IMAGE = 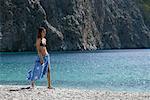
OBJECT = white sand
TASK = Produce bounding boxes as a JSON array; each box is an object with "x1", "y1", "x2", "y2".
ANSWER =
[{"x1": 0, "y1": 85, "x2": 150, "y2": 100}]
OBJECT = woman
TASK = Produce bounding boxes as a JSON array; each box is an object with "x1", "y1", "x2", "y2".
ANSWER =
[{"x1": 27, "y1": 27, "x2": 52, "y2": 89}]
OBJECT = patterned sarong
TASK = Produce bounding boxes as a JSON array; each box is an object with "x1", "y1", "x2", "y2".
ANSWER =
[{"x1": 27, "y1": 54, "x2": 50, "y2": 81}]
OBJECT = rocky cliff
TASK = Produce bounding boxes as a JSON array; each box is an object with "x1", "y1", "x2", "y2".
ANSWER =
[
  {"x1": 135, "y1": 0, "x2": 150, "y2": 30},
  {"x1": 0, "y1": 0, "x2": 150, "y2": 51}
]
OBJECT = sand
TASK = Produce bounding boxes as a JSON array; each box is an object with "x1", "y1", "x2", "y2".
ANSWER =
[{"x1": 0, "y1": 85, "x2": 150, "y2": 100}]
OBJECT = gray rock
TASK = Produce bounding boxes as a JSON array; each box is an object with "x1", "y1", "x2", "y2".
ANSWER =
[{"x1": 0, "y1": 0, "x2": 149, "y2": 51}]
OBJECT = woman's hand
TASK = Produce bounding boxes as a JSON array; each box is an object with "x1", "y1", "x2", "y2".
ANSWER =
[
  {"x1": 42, "y1": 38, "x2": 46, "y2": 45},
  {"x1": 40, "y1": 59, "x2": 44, "y2": 64}
]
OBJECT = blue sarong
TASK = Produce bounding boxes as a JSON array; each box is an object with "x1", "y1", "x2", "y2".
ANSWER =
[{"x1": 27, "y1": 54, "x2": 50, "y2": 81}]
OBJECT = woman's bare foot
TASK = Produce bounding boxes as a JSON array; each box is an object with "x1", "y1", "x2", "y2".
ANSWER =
[
  {"x1": 48, "y1": 86, "x2": 54, "y2": 89},
  {"x1": 31, "y1": 81, "x2": 35, "y2": 89}
]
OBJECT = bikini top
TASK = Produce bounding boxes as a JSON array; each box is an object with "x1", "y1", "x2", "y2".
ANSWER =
[{"x1": 40, "y1": 38, "x2": 46, "y2": 47}]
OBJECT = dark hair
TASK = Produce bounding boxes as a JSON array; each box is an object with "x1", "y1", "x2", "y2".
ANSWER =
[{"x1": 37, "y1": 27, "x2": 45, "y2": 38}]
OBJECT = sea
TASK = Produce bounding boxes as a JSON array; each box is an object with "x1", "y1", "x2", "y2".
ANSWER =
[{"x1": 0, "y1": 49, "x2": 150, "y2": 92}]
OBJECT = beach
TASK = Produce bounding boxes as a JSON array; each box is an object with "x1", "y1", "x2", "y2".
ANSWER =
[
  {"x1": 1, "y1": 50, "x2": 150, "y2": 100},
  {"x1": 0, "y1": 85, "x2": 150, "y2": 100}
]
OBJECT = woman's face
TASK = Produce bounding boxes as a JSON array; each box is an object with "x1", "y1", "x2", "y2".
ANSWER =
[{"x1": 41, "y1": 29, "x2": 46, "y2": 38}]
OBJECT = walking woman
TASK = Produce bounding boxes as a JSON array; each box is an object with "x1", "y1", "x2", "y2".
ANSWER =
[{"x1": 27, "y1": 27, "x2": 52, "y2": 89}]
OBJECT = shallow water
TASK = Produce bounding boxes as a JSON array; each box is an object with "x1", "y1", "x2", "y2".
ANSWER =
[{"x1": 0, "y1": 49, "x2": 150, "y2": 92}]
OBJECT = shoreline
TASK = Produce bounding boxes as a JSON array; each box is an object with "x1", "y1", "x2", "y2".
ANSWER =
[
  {"x1": 0, "y1": 85, "x2": 150, "y2": 100},
  {"x1": 0, "y1": 48, "x2": 150, "y2": 54}
]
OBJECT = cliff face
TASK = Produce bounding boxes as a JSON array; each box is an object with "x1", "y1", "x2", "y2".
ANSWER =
[
  {"x1": 0, "y1": 0, "x2": 64, "y2": 51},
  {"x1": 135, "y1": 0, "x2": 150, "y2": 30},
  {"x1": 0, "y1": 0, "x2": 150, "y2": 51}
]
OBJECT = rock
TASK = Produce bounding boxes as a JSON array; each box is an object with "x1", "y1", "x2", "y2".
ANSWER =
[{"x1": 0, "y1": 0, "x2": 150, "y2": 51}]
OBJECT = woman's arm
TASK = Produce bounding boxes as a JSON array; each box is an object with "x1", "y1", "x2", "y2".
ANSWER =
[
  {"x1": 36, "y1": 39, "x2": 44, "y2": 64},
  {"x1": 41, "y1": 38, "x2": 46, "y2": 45}
]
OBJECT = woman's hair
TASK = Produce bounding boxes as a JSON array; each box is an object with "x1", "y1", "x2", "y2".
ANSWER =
[{"x1": 37, "y1": 27, "x2": 46, "y2": 38}]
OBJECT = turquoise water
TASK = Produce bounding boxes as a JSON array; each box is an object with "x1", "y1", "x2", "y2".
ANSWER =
[{"x1": 0, "y1": 49, "x2": 150, "y2": 92}]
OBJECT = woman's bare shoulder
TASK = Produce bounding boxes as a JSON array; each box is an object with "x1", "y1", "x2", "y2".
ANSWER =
[
  {"x1": 36, "y1": 38, "x2": 41, "y2": 45},
  {"x1": 36, "y1": 38, "x2": 41, "y2": 42}
]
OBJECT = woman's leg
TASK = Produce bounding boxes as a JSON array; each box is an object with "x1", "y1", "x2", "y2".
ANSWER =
[
  {"x1": 47, "y1": 64, "x2": 52, "y2": 89},
  {"x1": 31, "y1": 81, "x2": 35, "y2": 88}
]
